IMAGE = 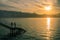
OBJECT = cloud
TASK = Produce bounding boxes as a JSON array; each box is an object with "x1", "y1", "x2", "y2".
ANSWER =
[
  {"x1": 0, "y1": 0, "x2": 59, "y2": 14},
  {"x1": 0, "y1": 0, "x2": 38, "y2": 12}
]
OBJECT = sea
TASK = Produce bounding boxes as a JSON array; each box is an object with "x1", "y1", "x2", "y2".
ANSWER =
[{"x1": 0, "y1": 18, "x2": 60, "y2": 40}]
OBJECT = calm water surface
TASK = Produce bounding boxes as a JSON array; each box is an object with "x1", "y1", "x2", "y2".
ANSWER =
[{"x1": 0, "y1": 18, "x2": 60, "y2": 40}]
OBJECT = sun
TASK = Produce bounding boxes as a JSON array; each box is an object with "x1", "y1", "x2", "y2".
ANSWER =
[{"x1": 44, "y1": 6, "x2": 52, "y2": 11}]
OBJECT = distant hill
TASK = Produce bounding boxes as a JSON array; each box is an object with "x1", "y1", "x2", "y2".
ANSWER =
[
  {"x1": 0, "y1": 10, "x2": 41, "y2": 18},
  {"x1": 0, "y1": 10, "x2": 60, "y2": 18},
  {"x1": 53, "y1": 13, "x2": 60, "y2": 18}
]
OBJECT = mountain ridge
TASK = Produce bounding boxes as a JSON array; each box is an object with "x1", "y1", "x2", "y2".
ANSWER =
[
  {"x1": 0, "y1": 10, "x2": 60, "y2": 18},
  {"x1": 0, "y1": 10, "x2": 41, "y2": 18}
]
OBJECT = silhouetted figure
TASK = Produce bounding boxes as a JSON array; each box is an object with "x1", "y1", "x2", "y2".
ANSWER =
[
  {"x1": 11, "y1": 22, "x2": 16, "y2": 28},
  {"x1": 14, "y1": 22, "x2": 16, "y2": 28},
  {"x1": 0, "y1": 22, "x2": 26, "y2": 40},
  {"x1": 10, "y1": 22, "x2": 16, "y2": 36}
]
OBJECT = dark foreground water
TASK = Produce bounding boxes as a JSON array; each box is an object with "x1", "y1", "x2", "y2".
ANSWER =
[{"x1": 0, "y1": 18, "x2": 60, "y2": 40}]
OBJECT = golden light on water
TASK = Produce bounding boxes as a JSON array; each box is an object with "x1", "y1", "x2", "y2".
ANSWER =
[
  {"x1": 47, "y1": 18, "x2": 51, "y2": 30},
  {"x1": 46, "y1": 18, "x2": 51, "y2": 40}
]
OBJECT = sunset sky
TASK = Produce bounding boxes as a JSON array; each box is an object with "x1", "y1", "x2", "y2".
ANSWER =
[{"x1": 0, "y1": 0, "x2": 60, "y2": 15}]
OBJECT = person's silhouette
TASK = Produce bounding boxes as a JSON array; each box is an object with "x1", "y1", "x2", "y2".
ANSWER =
[
  {"x1": 10, "y1": 22, "x2": 16, "y2": 36},
  {"x1": 14, "y1": 22, "x2": 16, "y2": 28},
  {"x1": 11, "y1": 22, "x2": 16, "y2": 28}
]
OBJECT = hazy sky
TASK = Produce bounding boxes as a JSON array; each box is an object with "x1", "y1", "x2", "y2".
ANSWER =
[{"x1": 0, "y1": 0, "x2": 60, "y2": 14}]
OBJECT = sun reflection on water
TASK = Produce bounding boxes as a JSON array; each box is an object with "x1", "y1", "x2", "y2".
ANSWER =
[
  {"x1": 46, "y1": 17, "x2": 51, "y2": 40},
  {"x1": 47, "y1": 18, "x2": 51, "y2": 30}
]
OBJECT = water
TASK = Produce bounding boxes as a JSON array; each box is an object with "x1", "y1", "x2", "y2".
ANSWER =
[{"x1": 0, "y1": 18, "x2": 60, "y2": 40}]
